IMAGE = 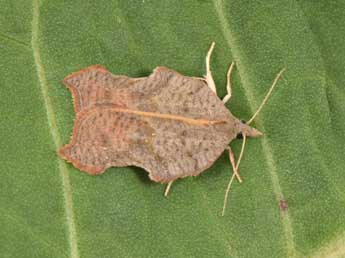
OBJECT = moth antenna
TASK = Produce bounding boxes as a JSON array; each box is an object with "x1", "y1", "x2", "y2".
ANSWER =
[
  {"x1": 222, "y1": 68, "x2": 284, "y2": 215},
  {"x1": 222, "y1": 133, "x2": 247, "y2": 216},
  {"x1": 246, "y1": 68, "x2": 286, "y2": 125},
  {"x1": 222, "y1": 171, "x2": 236, "y2": 216}
]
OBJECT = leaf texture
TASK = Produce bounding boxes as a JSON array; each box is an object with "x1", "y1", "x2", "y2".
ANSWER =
[{"x1": 1, "y1": 0, "x2": 345, "y2": 257}]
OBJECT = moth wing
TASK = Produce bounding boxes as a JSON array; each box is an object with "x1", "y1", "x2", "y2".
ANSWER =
[
  {"x1": 63, "y1": 65, "x2": 231, "y2": 121},
  {"x1": 58, "y1": 107, "x2": 154, "y2": 174},
  {"x1": 59, "y1": 107, "x2": 231, "y2": 182},
  {"x1": 61, "y1": 66, "x2": 235, "y2": 181},
  {"x1": 147, "y1": 66, "x2": 231, "y2": 121},
  {"x1": 63, "y1": 65, "x2": 146, "y2": 113},
  {"x1": 131, "y1": 117, "x2": 231, "y2": 183}
]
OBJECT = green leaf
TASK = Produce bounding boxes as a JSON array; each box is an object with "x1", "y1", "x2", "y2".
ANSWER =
[{"x1": 1, "y1": 0, "x2": 345, "y2": 257}]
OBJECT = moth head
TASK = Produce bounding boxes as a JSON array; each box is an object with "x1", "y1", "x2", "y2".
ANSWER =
[
  {"x1": 237, "y1": 120, "x2": 262, "y2": 138},
  {"x1": 235, "y1": 68, "x2": 286, "y2": 139}
]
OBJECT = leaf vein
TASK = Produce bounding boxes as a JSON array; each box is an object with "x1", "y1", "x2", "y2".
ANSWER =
[
  {"x1": 0, "y1": 32, "x2": 30, "y2": 49},
  {"x1": 212, "y1": 0, "x2": 297, "y2": 257},
  {"x1": 31, "y1": 1, "x2": 80, "y2": 258}
]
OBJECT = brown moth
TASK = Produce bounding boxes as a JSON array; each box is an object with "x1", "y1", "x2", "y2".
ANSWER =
[{"x1": 59, "y1": 42, "x2": 284, "y2": 213}]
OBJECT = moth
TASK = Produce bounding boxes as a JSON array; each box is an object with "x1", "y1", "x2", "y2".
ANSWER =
[{"x1": 59, "y1": 42, "x2": 284, "y2": 214}]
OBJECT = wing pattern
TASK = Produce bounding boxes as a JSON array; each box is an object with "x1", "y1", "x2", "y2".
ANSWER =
[{"x1": 60, "y1": 65, "x2": 240, "y2": 182}]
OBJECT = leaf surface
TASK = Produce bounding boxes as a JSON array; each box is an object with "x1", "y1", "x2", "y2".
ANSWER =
[{"x1": 1, "y1": 0, "x2": 345, "y2": 257}]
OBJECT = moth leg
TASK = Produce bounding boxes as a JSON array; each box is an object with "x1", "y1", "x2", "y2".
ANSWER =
[
  {"x1": 164, "y1": 181, "x2": 174, "y2": 197},
  {"x1": 204, "y1": 42, "x2": 217, "y2": 94},
  {"x1": 227, "y1": 147, "x2": 242, "y2": 183},
  {"x1": 222, "y1": 62, "x2": 235, "y2": 103}
]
